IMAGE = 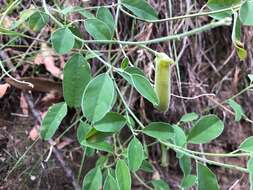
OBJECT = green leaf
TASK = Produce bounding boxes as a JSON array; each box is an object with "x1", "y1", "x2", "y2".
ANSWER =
[
  {"x1": 181, "y1": 175, "x2": 197, "y2": 189},
  {"x1": 143, "y1": 122, "x2": 174, "y2": 140},
  {"x1": 207, "y1": 0, "x2": 240, "y2": 20},
  {"x1": 234, "y1": 40, "x2": 247, "y2": 61},
  {"x1": 187, "y1": 115, "x2": 224, "y2": 144},
  {"x1": 226, "y1": 99, "x2": 244, "y2": 121},
  {"x1": 127, "y1": 137, "x2": 144, "y2": 171},
  {"x1": 197, "y1": 163, "x2": 219, "y2": 190},
  {"x1": 97, "y1": 7, "x2": 115, "y2": 35},
  {"x1": 116, "y1": 159, "x2": 131, "y2": 190},
  {"x1": 240, "y1": 0, "x2": 253, "y2": 26},
  {"x1": 82, "y1": 73, "x2": 115, "y2": 122},
  {"x1": 11, "y1": 8, "x2": 37, "y2": 29},
  {"x1": 82, "y1": 167, "x2": 102, "y2": 190},
  {"x1": 179, "y1": 155, "x2": 192, "y2": 177},
  {"x1": 40, "y1": 102, "x2": 67, "y2": 140},
  {"x1": 51, "y1": 27, "x2": 75, "y2": 54},
  {"x1": 84, "y1": 18, "x2": 112, "y2": 40},
  {"x1": 248, "y1": 74, "x2": 253, "y2": 83},
  {"x1": 120, "y1": 57, "x2": 129, "y2": 69},
  {"x1": 63, "y1": 53, "x2": 91, "y2": 107},
  {"x1": 84, "y1": 141, "x2": 113, "y2": 153},
  {"x1": 173, "y1": 125, "x2": 187, "y2": 158},
  {"x1": 118, "y1": 66, "x2": 145, "y2": 85},
  {"x1": 104, "y1": 173, "x2": 119, "y2": 190},
  {"x1": 77, "y1": 121, "x2": 92, "y2": 145},
  {"x1": 239, "y1": 136, "x2": 253, "y2": 152},
  {"x1": 94, "y1": 112, "x2": 126, "y2": 132},
  {"x1": 140, "y1": 160, "x2": 153, "y2": 173},
  {"x1": 122, "y1": 0, "x2": 158, "y2": 20},
  {"x1": 247, "y1": 155, "x2": 253, "y2": 190},
  {"x1": 131, "y1": 74, "x2": 159, "y2": 105},
  {"x1": 29, "y1": 12, "x2": 49, "y2": 32},
  {"x1": 151, "y1": 179, "x2": 170, "y2": 190},
  {"x1": 180, "y1": 112, "x2": 199, "y2": 123}
]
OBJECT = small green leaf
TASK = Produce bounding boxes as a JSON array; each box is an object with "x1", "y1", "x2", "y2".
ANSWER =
[
  {"x1": 234, "y1": 40, "x2": 247, "y2": 61},
  {"x1": 197, "y1": 163, "x2": 219, "y2": 190},
  {"x1": 84, "y1": 18, "x2": 112, "y2": 40},
  {"x1": 143, "y1": 122, "x2": 174, "y2": 140},
  {"x1": 179, "y1": 155, "x2": 192, "y2": 177},
  {"x1": 118, "y1": 66, "x2": 145, "y2": 85},
  {"x1": 239, "y1": 136, "x2": 253, "y2": 152},
  {"x1": 140, "y1": 160, "x2": 153, "y2": 173},
  {"x1": 120, "y1": 57, "x2": 129, "y2": 69},
  {"x1": 51, "y1": 27, "x2": 75, "y2": 54},
  {"x1": 77, "y1": 121, "x2": 92, "y2": 145},
  {"x1": 63, "y1": 53, "x2": 91, "y2": 107},
  {"x1": 97, "y1": 7, "x2": 115, "y2": 34},
  {"x1": 131, "y1": 74, "x2": 159, "y2": 105},
  {"x1": 104, "y1": 173, "x2": 119, "y2": 190},
  {"x1": 82, "y1": 73, "x2": 115, "y2": 122},
  {"x1": 83, "y1": 141, "x2": 113, "y2": 153},
  {"x1": 29, "y1": 12, "x2": 49, "y2": 32},
  {"x1": 40, "y1": 102, "x2": 67, "y2": 140},
  {"x1": 151, "y1": 179, "x2": 170, "y2": 190},
  {"x1": 181, "y1": 175, "x2": 197, "y2": 189},
  {"x1": 248, "y1": 74, "x2": 253, "y2": 83},
  {"x1": 173, "y1": 125, "x2": 187, "y2": 158},
  {"x1": 122, "y1": 0, "x2": 158, "y2": 20},
  {"x1": 240, "y1": 0, "x2": 253, "y2": 26},
  {"x1": 180, "y1": 112, "x2": 199, "y2": 123},
  {"x1": 187, "y1": 115, "x2": 224, "y2": 144},
  {"x1": 94, "y1": 112, "x2": 126, "y2": 132},
  {"x1": 116, "y1": 159, "x2": 131, "y2": 190},
  {"x1": 247, "y1": 155, "x2": 253, "y2": 190},
  {"x1": 127, "y1": 137, "x2": 144, "y2": 171},
  {"x1": 82, "y1": 167, "x2": 102, "y2": 190},
  {"x1": 226, "y1": 99, "x2": 244, "y2": 122}
]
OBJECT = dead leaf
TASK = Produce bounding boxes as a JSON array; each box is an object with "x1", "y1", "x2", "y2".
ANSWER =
[
  {"x1": 0, "y1": 83, "x2": 10, "y2": 98},
  {"x1": 20, "y1": 92, "x2": 29, "y2": 115},
  {"x1": 5, "y1": 77, "x2": 62, "y2": 94},
  {"x1": 57, "y1": 137, "x2": 74, "y2": 149},
  {"x1": 34, "y1": 43, "x2": 62, "y2": 79},
  {"x1": 29, "y1": 124, "x2": 40, "y2": 141}
]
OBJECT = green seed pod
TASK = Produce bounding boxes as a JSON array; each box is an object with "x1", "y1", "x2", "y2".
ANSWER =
[{"x1": 154, "y1": 53, "x2": 174, "y2": 112}]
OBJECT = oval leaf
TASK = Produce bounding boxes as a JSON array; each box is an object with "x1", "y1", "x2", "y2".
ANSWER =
[
  {"x1": 131, "y1": 74, "x2": 159, "y2": 105},
  {"x1": 51, "y1": 27, "x2": 75, "y2": 54},
  {"x1": 84, "y1": 18, "x2": 112, "y2": 40},
  {"x1": 63, "y1": 53, "x2": 91, "y2": 107},
  {"x1": 127, "y1": 137, "x2": 144, "y2": 171},
  {"x1": 94, "y1": 112, "x2": 126, "y2": 132},
  {"x1": 239, "y1": 136, "x2": 253, "y2": 152},
  {"x1": 116, "y1": 159, "x2": 131, "y2": 190},
  {"x1": 82, "y1": 167, "x2": 102, "y2": 190},
  {"x1": 29, "y1": 12, "x2": 49, "y2": 32},
  {"x1": 197, "y1": 163, "x2": 219, "y2": 190},
  {"x1": 180, "y1": 112, "x2": 199, "y2": 123},
  {"x1": 97, "y1": 7, "x2": 115, "y2": 34},
  {"x1": 40, "y1": 102, "x2": 67, "y2": 140},
  {"x1": 122, "y1": 0, "x2": 158, "y2": 20},
  {"x1": 187, "y1": 115, "x2": 224, "y2": 144},
  {"x1": 104, "y1": 173, "x2": 119, "y2": 190},
  {"x1": 240, "y1": 0, "x2": 253, "y2": 26},
  {"x1": 143, "y1": 122, "x2": 174, "y2": 140},
  {"x1": 82, "y1": 73, "x2": 115, "y2": 122}
]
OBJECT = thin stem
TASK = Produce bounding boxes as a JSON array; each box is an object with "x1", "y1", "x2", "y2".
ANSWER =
[
  {"x1": 120, "y1": 4, "x2": 241, "y2": 23},
  {"x1": 77, "y1": 147, "x2": 86, "y2": 182},
  {"x1": 161, "y1": 141, "x2": 248, "y2": 173}
]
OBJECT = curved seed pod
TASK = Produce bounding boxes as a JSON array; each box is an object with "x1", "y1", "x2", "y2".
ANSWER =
[{"x1": 154, "y1": 53, "x2": 174, "y2": 112}]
